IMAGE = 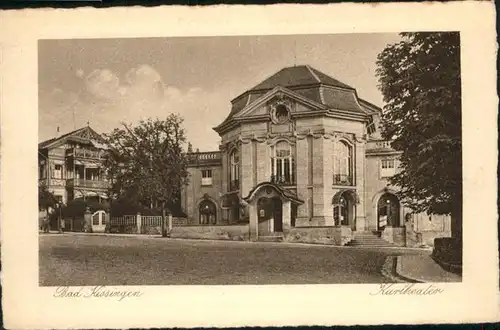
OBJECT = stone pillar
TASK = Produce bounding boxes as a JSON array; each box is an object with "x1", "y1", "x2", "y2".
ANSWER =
[
  {"x1": 322, "y1": 138, "x2": 334, "y2": 225},
  {"x1": 256, "y1": 141, "x2": 268, "y2": 184},
  {"x1": 240, "y1": 142, "x2": 253, "y2": 198},
  {"x1": 104, "y1": 213, "x2": 110, "y2": 233},
  {"x1": 248, "y1": 203, "x2": 258, "y2": 241},
  {"x1": 295, "y1": 137, "x2": 309, "y2": 225},
  {"x1": 282, "y1": 200, "x2": 292, "y2": 234},
  {"x1": 168, "y1": 213, "x2": 173, "y2": 234},
  {"x1": 311, "y1": 137, "x2": 326, "y2": 225},
  {"x1": 83, "y1": 207, "x2": 92, "y2": 233},
  {"x1": 220, "y1": 146, "x2": 229, "y2": 223},
  {"x1": 354, "y1": 140, "x2": 366, "y2": 231},
  {"x1": 136, "y1": 212, "x2": 142, "y2": 234}
]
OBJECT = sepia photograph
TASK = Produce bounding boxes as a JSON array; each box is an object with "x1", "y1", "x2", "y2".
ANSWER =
[
  {"x1": 1, "y1": 3, "x2": 497, "y2": 328},
  {"x1": 37, "y1": 33, "x2": 463, "y2": 286}
]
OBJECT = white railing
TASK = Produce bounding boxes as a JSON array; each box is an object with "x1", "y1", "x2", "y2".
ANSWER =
[
  {"x1": 142, "y1": 216, "x2": 163, "y2": 227},
  {"x1": 110, "y1": 215, "x2": 137, "y2": 226},
  {"x1": 109, "y1": 214, "x2": 187, "y2": 231},
  {"x1": 197, "y1": 152, "x2": 220, "y2": 160},
  {"x1": 68, "y1": 178, "x2": 109, "y2": 189},
  {"x1": 367, "y1": 140, "x2": 393, "y2": 150}
]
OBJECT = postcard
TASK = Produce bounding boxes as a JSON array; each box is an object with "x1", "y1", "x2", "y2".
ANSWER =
[{"x1": 1, "y1": 2, "x2": 498, "y2": 328}]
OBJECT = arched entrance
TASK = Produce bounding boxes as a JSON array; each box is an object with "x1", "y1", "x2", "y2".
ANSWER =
[
  {"x1": 256, "y1": 196, "x2": 283, "y2": 234},
  {"x1": 272, "y1": 197, "x2": 283, "y2": 232},
  {"x1": 332, "y1": 189, "x2": 358, "y2": 230},
  {"x1": 199, "y1": 199, "x2": 217, "y2": 225},
  {"x1": 377, "y1": 193, "x2": 400, "y2": 231},
  {"x1": 91, "y1": 210, "x2": 107, "y2": 233},
  {"x1": 243, "y1": 182, "x2": 304, "y2": 241}
]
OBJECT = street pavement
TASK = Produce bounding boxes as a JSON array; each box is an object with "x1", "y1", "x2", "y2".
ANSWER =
[
  {"x1": 396, "y1": 254, "x2": 461, "y2": 282},
  {"x1": 39, "y1": 233, "x2": 459, "y2": 286}
]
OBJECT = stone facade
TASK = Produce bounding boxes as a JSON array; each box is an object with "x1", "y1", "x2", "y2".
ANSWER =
[{"x1": 181, "y1": 65, "x2": 451, "y2": 245}]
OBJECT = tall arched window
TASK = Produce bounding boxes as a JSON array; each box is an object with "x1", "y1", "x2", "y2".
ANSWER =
[
  {"x1": 199, "y1": 200, "x2": 217, "y2": 225},
  {"x1": 229, "y1": 149, "x2": 239, "y2": 191},
  {"x1": 333, "y1": 141, "x2": 353, "y2": 185},
  {"x1": 271, "y1": 141, "x2": 295, "y2": 185}
]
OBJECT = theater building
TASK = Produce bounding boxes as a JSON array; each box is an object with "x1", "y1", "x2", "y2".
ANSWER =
[{"x1": 180, "y1": 65, "x2": 451, "y2": 246}]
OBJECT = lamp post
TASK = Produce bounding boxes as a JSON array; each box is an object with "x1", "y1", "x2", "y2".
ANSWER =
[
  {"x1": 386, "y1": 199, "x2": 391, "y2": 226},
  {"x1": 57, "y1": 201, "x2": 63, "y2": 234}
]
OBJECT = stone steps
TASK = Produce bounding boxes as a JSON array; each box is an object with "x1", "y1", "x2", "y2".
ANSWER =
[
  {"x1": 258, "y1": 234, "x2": 284, "y2": 242},
  {"x1": 346, "y1": 231, "x2": 395, "y2": 247}
]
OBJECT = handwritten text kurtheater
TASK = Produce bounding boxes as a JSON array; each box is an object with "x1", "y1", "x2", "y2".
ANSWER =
[
  {"x1": 53, "y1": 286, "x2": 144, "y2": 301},
  {"x1": 370, "y1": 283, "x2": 444, "y2": 296}
]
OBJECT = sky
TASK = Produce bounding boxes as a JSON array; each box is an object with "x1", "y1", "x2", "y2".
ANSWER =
[{"x1": 38, "y1": 33, "x2": 402, "y2": 151}]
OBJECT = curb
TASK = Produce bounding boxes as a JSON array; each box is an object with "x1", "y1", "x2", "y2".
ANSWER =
[
  {"x1": 430, "y1": 254, "x2": 462, "y2": 276},
  {"x1": 39, "y1": 232, "x2": 434, "y2": 251},
  {"x1": 40, "y1": 232, "x2": 164, "y2": 239},
  {"x1": 381, "y1": 256, "x2": 408, "y2": 283},
  {"x1": 42, "y1": 232, "x2": 433, "y2": 251},
  {"x1": 394, "y1": 256, "x2": 424, "y2": 283}
]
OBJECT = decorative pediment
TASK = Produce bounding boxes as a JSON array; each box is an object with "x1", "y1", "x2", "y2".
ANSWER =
[
  {"x1": 40, "y1": 126, "x2": 107, "y2": 150},
  {"x1": 234, "y1": 86, "x2": 327, "y2": 121}
]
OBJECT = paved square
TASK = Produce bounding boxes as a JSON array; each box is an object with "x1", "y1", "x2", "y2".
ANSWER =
[{"x1": 39, "y1": 234, "x2": 428, "y2": 286}]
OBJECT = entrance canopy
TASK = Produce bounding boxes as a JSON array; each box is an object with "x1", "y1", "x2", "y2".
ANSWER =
[
  {"x1": 243, "y1": 182, "x2": 304, "y2": 204},
  {"x1": 332, "y1": 189, "x2": 360, "y2": 206}
]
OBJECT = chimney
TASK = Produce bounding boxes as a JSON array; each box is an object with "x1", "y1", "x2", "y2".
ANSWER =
[{"x1": 56, "y1": 126, "x2": 60, "y2": 138}]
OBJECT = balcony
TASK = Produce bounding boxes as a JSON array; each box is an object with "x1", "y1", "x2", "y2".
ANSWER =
[
  {"x1": 67, "y1": 178, "x2": 109, "y2": 189},
  {"x1": 270, "y1": 175, "x2": 295, "y2": 186},
  {"x1": 366, "y1": 140, "x2": 400, "y2": 155},
  {"x1": 201, "y1": 177, "x2": 213, "y2": 186},
  {"x1": 187, "y1": 151, "x2": 222, "y2": 166},
  {"x1": 333, "y1": 174, "x2": 353, "y2": 186},
  {"x1": 39, "y1": 178, "x2": 65, "y2": 187},
  {"x1": 66, "y1": 148, "x2": 105, "y2": 160}
]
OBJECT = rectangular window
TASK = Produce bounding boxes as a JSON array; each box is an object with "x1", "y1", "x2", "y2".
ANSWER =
[
  {"x1": 380, "y1": 159, "x2": 397, "y2": 178},
  {"x1": 53, "y1": 164, "x2": 63, "y2": 179},
  {"x1": 201, "y1": 169, "x2": 213, "y2": 186}
]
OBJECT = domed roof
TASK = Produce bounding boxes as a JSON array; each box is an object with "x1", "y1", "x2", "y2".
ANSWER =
[
  {"x1": 215, "y1": 65, "x2": 381, "y2": 134},
  {"x1": 248, "y1": 65, "x2": 354, "y2": 92}
]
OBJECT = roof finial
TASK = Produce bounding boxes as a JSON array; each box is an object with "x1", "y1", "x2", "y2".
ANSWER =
[{"x1": 86, "y1": 121, "x2": 90, "y2": 127}]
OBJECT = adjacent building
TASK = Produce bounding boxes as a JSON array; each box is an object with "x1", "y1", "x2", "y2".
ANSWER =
[
  {"x1": 38, "y1": 125, "x2": 109, "y2": 205},
  {"x1": 181, "y1": 65, "x2": 451, "y2": 246}
]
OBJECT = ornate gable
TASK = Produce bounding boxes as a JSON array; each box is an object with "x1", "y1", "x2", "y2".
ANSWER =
[
  {"x1": 233, "y1": 86, "x2": 326, "y2": 121},
  {"x1": 39, "y1": 126, "x2": 107, "y2": 150}
]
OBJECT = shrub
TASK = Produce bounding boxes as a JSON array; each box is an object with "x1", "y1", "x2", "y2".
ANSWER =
[{"x1": 62, "y1": 199, "x2": 108, "y2": 218}]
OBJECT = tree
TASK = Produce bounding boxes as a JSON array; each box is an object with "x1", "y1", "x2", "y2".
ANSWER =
[
  {"x1": 103, "y1": 115, "x2": 189, "y2": 235},
  {"x1": 376, "y1": 32, "x2": 462, "y2": 239},
  {"x1": 38, "y1": 182, "x2": 57, "y2": 211}
]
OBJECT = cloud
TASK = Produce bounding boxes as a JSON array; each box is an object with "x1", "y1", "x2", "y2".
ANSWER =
[
  {"x1": 76, "y1": 69, "x2": 84, "y2": 78},
  {"x1": 41, "y1": 64, "x2": 228, "y2": 151},
  {"x1": 85, "y1": 69, "x2": 122, "y2": 100}
]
